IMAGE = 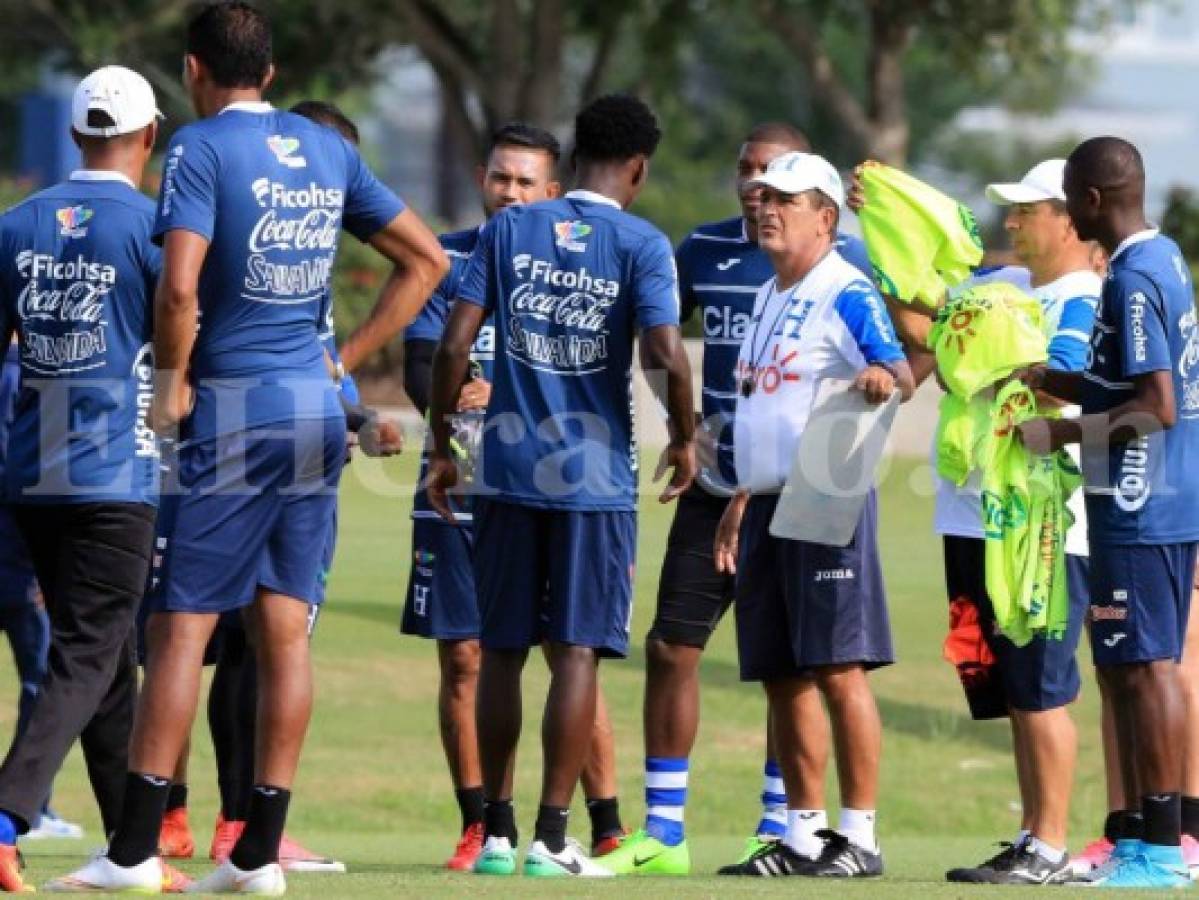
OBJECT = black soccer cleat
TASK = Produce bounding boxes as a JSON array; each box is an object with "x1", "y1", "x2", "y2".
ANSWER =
[
  {"x1": 946, "y1": 841, "x2": 1023, "y2": 883},
  {"x1": 717, "y1": 840, "x2": 810, "y2": 877},
  {"x1": 800, "y1": 829, "x2": 884, "y2": 878},
  {"x1": 986, "y1": 844, "x2": 1071, "y2": 885}
]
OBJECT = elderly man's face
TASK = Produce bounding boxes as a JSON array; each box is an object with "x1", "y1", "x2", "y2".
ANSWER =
[
  {"x1": 756, "y1": 188, "x2": 835, "y2": 255},
  {"x1": 1004, "y1": 201, "x2": 1075, "y2": 271}
]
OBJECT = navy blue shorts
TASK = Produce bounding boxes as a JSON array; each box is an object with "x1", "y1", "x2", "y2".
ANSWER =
[
  {"x1": 1089, "y1": 542, "x2": 1198, "y2": 666},
  {"x1": 145, "y1": 421, "x2": 345, "y2": 615},
  {"x1": 472, "y1": 499, "x2": 636, "y2": 658},
  {"x1": 400, "y1": 516, "x2": 480, "y2": 641},
  {"x1": 981, "y1": 553, "x2": 1089, "y2": 712},
  {"x1": 734, "y1": 491, "x2": 893, "y2": 681}
]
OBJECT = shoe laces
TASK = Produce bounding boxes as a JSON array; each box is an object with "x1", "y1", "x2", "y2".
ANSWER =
[
  {"x1": 812, "y1": 828, "x2": 851, "y2": 861},
  {"x1": 981, "y1": 841, "x2": 1020, "y2": 870}
]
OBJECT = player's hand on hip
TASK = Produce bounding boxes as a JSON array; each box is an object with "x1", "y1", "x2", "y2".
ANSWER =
[
  {"x1": 426, "y1": 454, "x2": 460, "y2": 523},
  {"x1": 457, "y1": 377, "x2": 491, "y2": 412},
  {"x1": 149, "y1": 373, "x2": 194, "y2": 437},
  {"x1": 655, "y1": 439, "x2": 696, "y2": 503},
  {"x1": 714, "y1": 491, "x2": 748, "y2": 575},
  {"x1": 360, "y1": 416, "x2": 404, "y2": 457},
  {"x1": 853, "y1": 364, "x2": 895, "y2": 404}
]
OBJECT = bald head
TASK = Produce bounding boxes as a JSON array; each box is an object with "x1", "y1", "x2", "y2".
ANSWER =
[
  {"x1": 1063, "y1": 136, "x2": 1149, "y2": 250},
  {"x1": 738, "y1": 122, "x2": 813, "y2": 238},
  {"x1": 743, "y1": 122, "x2": 810, "y2": 153},
  {"x1": 1068, "y1": 136, "x2": 1144, "y2": 195}
]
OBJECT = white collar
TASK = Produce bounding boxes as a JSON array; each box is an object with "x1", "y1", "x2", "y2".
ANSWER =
[
  {"x1": 218, "y1": 100, "x2": 273, "y2": 115},
  {"x1": 69, "y1": 169, "x2": 136, "y2": 190},
  {"x1": 1110, "y1": 227, "x2": 1159, "y2": 264},
  {"x1": 1033, "y1": 268, "x2": 1103, "y2": 302},
  {"x1": 565, "y1": 189, "x2": 621, "y2": 210}
]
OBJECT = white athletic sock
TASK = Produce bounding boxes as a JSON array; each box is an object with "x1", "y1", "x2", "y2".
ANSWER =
[
  {"x1": 1029, "y1": 836, "x2": 1065, "y2": 864},
  {"x1": 784, "y1": 809, "x2": 827, "y2": 859},
  {"x1": 1016, "y1": 828, "x2": 1031, "y2": 848},
  {"x1": 838, "y1": 808, "x2": 877, "y2": 852}
]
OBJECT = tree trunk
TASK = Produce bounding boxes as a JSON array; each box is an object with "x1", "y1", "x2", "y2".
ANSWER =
[
  {"x1": 519, "y1": 0, "x2": 564, "y2": 125},
  {"x1": 864, "y1": 0, "x2": 913, "y2": 165}
]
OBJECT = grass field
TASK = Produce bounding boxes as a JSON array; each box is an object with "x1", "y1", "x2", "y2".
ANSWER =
[{"x1": 1, "y1": 452, "x2": 1121, "y2": 896}]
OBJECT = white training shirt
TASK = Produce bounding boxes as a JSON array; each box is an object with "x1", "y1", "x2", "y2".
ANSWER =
[{"x1": 733, "y1": 250, "x2": 906, "y2": 494}]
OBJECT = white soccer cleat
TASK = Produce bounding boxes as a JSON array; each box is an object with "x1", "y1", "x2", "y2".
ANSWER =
[
  {"x1": 185, "y1": 859, "x2": 286, "y2": 895},
  {"x1": 43, "y1": 853, "x2": 163, "y2": 892},
  {"x1": 26, "y1": 811, "x2": 85, "y2": 840},
  {"x1": 522, "y1": 838, "x2": 615, "y2": 878}
]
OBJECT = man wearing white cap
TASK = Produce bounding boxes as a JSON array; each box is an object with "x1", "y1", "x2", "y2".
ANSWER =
[
  {"x1": 714, "y1": 151, "x2": 913, "y2": 878},
  {"x1": 934, "y1": 159, "x2": 1103, "y2": 885},
  {"x1": 0, "y1": 65, "x2": 163, "y2": 892}
]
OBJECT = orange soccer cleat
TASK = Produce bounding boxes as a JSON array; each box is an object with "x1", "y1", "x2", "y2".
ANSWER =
[
  {"x1": 446, "y1": 822, "x2": 485, "y2": 871},
  {"x1": 0, "y1": 845, "x2": 31, "y2": 893},
  {"x1": 158, "y1": 806, "x2": 196, "y2": 859},
  {"x1": 209, "y1": 813, "x2": 245, "y2": 863},
  {"x1": 161, "y1": 859, "x2": 194, "y2": 893}
]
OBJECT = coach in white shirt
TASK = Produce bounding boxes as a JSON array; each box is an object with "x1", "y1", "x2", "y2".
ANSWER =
[{"x1": 713, "y1": 152, "x2": 913, "y2": 880}]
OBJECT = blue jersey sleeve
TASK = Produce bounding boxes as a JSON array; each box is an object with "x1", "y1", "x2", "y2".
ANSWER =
[
  {"x1": 1047, "y1": 294, "x2": 1098, "y2": 372},
  {"x1": 458, "y1": 216, "x2": 498, "y2": 311},
  {"x1": 632, "y1": 233, "x2": 681, "y2": 331},
  {"x1": 675, "y1": 238, "x2": 698, "y2": 323},
  {"x1": 341, "y1": 142, "x2": 406, "y2": 243},
  {"x1": 834, "y1": 281, "x2": 906, "y2": 365},
  {"x1": 154, "y1": 130, "x2": 220, "y2": 244},
  {"x1": 835, "y1": 233, "x2": 873, "y2": 281},
  {"x1": 1112, "y1": 270, "x2": 1172, "y2": 377}
]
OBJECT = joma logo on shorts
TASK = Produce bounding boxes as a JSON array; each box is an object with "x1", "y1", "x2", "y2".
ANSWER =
[
  {"x1": 815, "y1": 569, "x2": 855, "y2": 582},
  {"x1": 1090, "y1": 605, "x2": 1128, "y2": 621}
]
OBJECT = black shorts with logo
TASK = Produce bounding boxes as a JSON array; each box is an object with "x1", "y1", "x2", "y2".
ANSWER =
[{"x1": 647, "y1": 485, "x2": 736, "y2": 648}]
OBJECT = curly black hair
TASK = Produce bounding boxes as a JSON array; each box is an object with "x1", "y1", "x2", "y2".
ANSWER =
[{"x1": 573, "y1": 94, "x2": 662, "y2": 164}]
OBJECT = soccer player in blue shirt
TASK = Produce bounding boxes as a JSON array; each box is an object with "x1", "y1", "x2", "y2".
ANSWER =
[
  {"x1": 0, "y1": 65, "x2": 163, "y2": 893},
  {"x1": 1018, "y1": 136, "x2": 1199, "y2": 889},
  {"x1": 50, "y1": 4, "x2": 447, "y2": 894},
  {"x1": 603, "y1": 122, "x2": 873, "y2": 876},
  {"x1": 428, "y1": 94, "x2": 696, "y2": 878},
  {"x1": 401, "y1": 122, "x2": 627, "y2": 870}
]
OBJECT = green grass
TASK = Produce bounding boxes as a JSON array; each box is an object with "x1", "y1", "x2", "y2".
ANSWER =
[{"x1": 2, "y1": 454, "x2": 1119, "y2": 895}]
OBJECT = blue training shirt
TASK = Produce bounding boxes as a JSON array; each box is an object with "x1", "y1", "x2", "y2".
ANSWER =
[
  {"x1": 0, "y1": 344, "x2": 33, "y2": 578},
  {"x1": 154, "y1": 101, "x2": 404, "y2": 442},
  {"x1": 0, "y1": 172, "x2": 161, "y2": 504},
  {"x1": 457, "y1": 190, "x2": 680, "y2": 511},
  {"x1": 1080, "y1": 229, "x2": 1199, "y2": 544},
  {"x1": 406, "y1": 226, "x2": 493, "y2": 523},
  {"x1": 675, "y1": 215, "x2": 871, "y2": 494}
]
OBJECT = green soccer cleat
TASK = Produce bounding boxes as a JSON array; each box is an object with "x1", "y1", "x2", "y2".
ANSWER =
[
  {"x1": 472, "y1": 835, "x2": 517, "y2": 875},
  {"x1": 594, "y1": 828, "x2": 690, "y2": 876}
]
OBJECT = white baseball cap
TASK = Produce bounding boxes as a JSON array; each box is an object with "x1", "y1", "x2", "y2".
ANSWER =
[
  {"x1": 985, "y1": 159, "x2": 1067, "y2": 205},
  {"x1": 72, "y1": 66, "x2": 163, "y2": 138},
  {"x1": 748, "y1": 151, "x2": 845, "y2": 209}
]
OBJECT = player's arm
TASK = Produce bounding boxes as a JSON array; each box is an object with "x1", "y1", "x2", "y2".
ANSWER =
[
  {"x1": 640, "y1": 324, "x2": 697, "y2": 502},
  {"x1": 149, "y1": 230, "x2": 209, "y2": 435},
  {"x1": 402, "y1": 338, "x2": 436, "y2": 417},
  {"x1": 1019, "y1": 369, "x2": 1174, "y2": 454},
  {"x1": 427, "y1": 301, "x2": 487, "y2": 522},
  {"x1": 338, "y1": 210, "x2": 449, "y2": 372}
]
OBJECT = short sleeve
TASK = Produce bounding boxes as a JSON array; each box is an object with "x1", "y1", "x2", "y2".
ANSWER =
[
  {"x1": 457, "y1": 216, "x2": 499, "y2": 311},
  {"x1": 834, "y1": 281, "x2": 906, "y2": 365},
  {"x1": 1047, "y1": 294, "x2": 1098, "y2": 372},
  {"x1": 675, "y1": 237, "x2": 698, "y2": 323},
  {"x1": 632, "y1": 232, "x2": 681, "y2": 331},
  {"x1": 835, "y1": 233, "x2": 874, "y2": 281},
  {"x1": 341, "y1": 142, "x2": 406, "y2": 243},
  {"x1": 1111, "y1": 271, "x2": 1171, "y2": 377},
  {"x1": 153, "y1": 130, "x2": 220, "y2": 245}
]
